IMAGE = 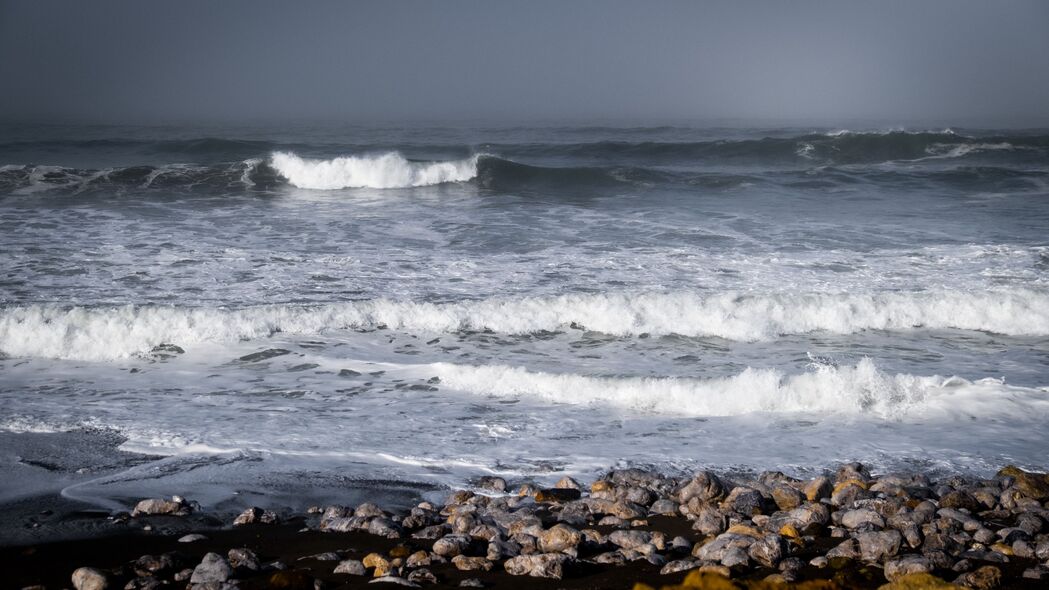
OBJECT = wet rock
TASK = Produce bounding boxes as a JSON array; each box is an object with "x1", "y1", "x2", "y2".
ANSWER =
[
  {"x1": 334, "y1": 559, "x2": 366, "y2": 575},
  {"x1": 232, "y1": 506, "x2": 278, "y2": 525},
  {"x1": 997, "y1": 466, "x2": 1049, "y2": 500},
  {"x1": 476, "y1": 476, "x2": 506, "y2": 492},
  {"x1": 880, "y1": 573, "x2": 957, "y2": 589},
  {"x1": 826, "y1": 538, "x2": 859, "y2": 560},
  {"x1": 1022, "y1": 567, "x2": 1049, "y2": 581},
  {"x1": 72, "y1": 567, "x2": 108, "y2": 590},
  {"x1": 608, "y1": 500, "x2": 646, "y2": 520},
  {"x1": 721, "y1": 546, "x2": 749, "y2": 569},
  {"x1": 884, "y1": 555, "x2": 935, "y2": 581},
  {"x1": 433, "y1": 534, "x2": 472, "y2": 557},
  {"x1": 677, "y1": 471, "x2": 726, "y2": 504},
  {"x1": 451, "y1": 555, "x2": 493, "y2": 572},
  {"x1": 406, "y1": 569, "x2": 437, "y2": 585},
  {"x1": 190, "y1": 553, "x2": 232, "y2": 584},
  {"x1": 238, "y1": 348, "x2": 290, "y2": 362},
  {"x1": 608, "y1": 529, "x2": 652, "y2": 550},
  {"x1": 533, "y1": 488, "x2": 581, "y2": 503},
  {"x1": 555, "y1": 476, "x2": 581, "y2": 490},
  {"x1": 178, "y1": 534, "x2": 208, "y2": 543},
  {"x1": 693, "y1": 533, "x2": 755, "y2": 562},
  {"x1": 803, "y1": 476, "x2": 833, "y2": 502},
  {"x1": 940, "y1": 490, "x2": 981, "y2": 512},
  {"x1": 131, "y1": 498, "x2": 189, "y2": 517},
  {"x1": 228, "y1": 548, "x2": 260, "y2": 571},
  {"x1": 842, "y1": 508, "x2": 885, "y2": 529},
  {"x1": 369, "y1": 576, "x2": 419, "y2": 587},
  {"x1": 355, "y1": 502, "x2": 386, "y2": 518},
  {"x1": 503, "y1": 553, "x2": 571, "y2": 579},
  {"x1": 770, "y1": 485, "x2": 805, "y2": 511},
  {"x1": 133, "y1": 554, "x2": 177, "y2": 576},
  {"x1": 855, "y1": 529, "x2": 903, "y2": 562},
  {"x1": 831, "y1": 482, "x2": 869, "y2": 506},
  {"x1": 649, "y1": 498, "x2": 678, "y2": 516},
  {"x1": 487, "y1": 538, "x2": 520, "y2": 560},
  {"x1": 722, "y1": 487, "x2": 767, "y2": 515},
  {"x1": 690, "y1": 503, "x2": 729, "y2": 536},
  {"x1": 660, "y1": 558, "x2": 700, "y2": 574},
  {"x1": 541, "y1": 522, "x2": 583, "y2": 550},
  {"x1": 747, "y1": 534, "x2": 786, "y2": 568},
  {"x1": 955, "y1": 565, "x2": 1003, "y2": 589}
]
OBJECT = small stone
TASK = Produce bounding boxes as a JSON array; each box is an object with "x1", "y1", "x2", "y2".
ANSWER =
[
  {"x1": 72, "y1": 567, "x2": 108, "y2": 590},
  {"x1": 533, "y1": 488, "x2": 581, "y2": 503},
  {"x1": 747, "y1": 534, "x2": 786, "y2": 568},
  {"x1": 503, "y1": 553, "x2": 571, "y2": 579},
  {"x1": 1022, "y1": 567, "x2": 1049, "y2": 581},
  {"x1": 771, "y1": 485, "x2": 805, "y2": 511},
  {"x1": 131, "y1": 498, "x2": 185, "y2": 517},
  {"x1": 177, "y1": 533, "x2": 208, "y2": 543},
  {"x1": 538, "y1": 523, "x2": 582, "y2": 553},
  {"x1": 804, "y1": 476, "x2": 833, "y2": 501},
  {"x1": 369, "y1": 576, "x2": 420, "y2": 587},
  {"x1": 677, "y1": 471, "x2": 727, "y2": 503},
  {"x1": 334, "y1": 559, "x2": 366, "y2": 575},
  {"x1": 173, "y1": 569, "x2": 193, "y2": 582},
  {"x1": 608, "y1": 529, "x2": 652, "y2": 550},
  {"x1": 554, "y1": 476, "x2": 581, "y2": 490},
  {"x1": 660, "y1": 558, "x2": 700, "y2": 575},
  {"x1": 841, "y1": 508, "x2": 885, "y2": 529},
  {"x1": 477, "y1": 476, "x2": 507, "y2": 492},
  {"x1": 190, "y1": 552, "x2": 232, "y2": 584},
  {"x1": 433, "y1": 534, "x2": 472, "y2": 557},
  {"x1": 954, "y1": 565, "x2": 1002, "y2": 590},
  {"x1": 406, "y1": 569, "x2": 437, "y2": 585},
  {"x1": 884, "y1": 555, "x2": 935, "y2": 582},
  {"x1": 451, "y1": 555, "x2": 493, "y2": 572},
  {"x1": 459, "y1": 579, "x2": 484, "y2": 588},
  {"x1": 855, "y1": 529, "x2": 902, "y2": 562},
  {"x1": 233, "y1": 506, "x2": 278, "y2": 525},
  {"x1": 228, "y1": 547, "x2": 260, "y2": 571},
  {"x1": 810, "y1": 556, "x2": 829, "y2": 568}
]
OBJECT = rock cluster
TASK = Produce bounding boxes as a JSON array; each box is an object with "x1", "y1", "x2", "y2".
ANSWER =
[{"x1": 64, "y1": 464, "x2": 1049, "y2": 589}]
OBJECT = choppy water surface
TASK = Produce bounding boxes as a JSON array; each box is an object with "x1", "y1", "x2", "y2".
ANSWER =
[{"x1": 1, "y1": 123, "x2": 1048, "y2": 512}]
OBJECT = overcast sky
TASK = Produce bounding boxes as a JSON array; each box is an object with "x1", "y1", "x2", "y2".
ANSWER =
[{"x1": 1, "y1": 0, "x2": 1047, "y2": 125}]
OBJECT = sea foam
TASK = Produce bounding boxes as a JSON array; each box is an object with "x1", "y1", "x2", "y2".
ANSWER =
[
  {"x1": 269, "y1": 151, "x2": 479, "y2": 189},
  {"x1": 2, "y1": 289, "x2": 1048, "y2": 361},
  {"x1": 431, "y1": 358, "x2": 1049, "y2": 419}
]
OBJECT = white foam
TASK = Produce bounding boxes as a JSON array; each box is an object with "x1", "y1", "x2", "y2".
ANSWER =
[
  {"x1": 2, "y1": 288, "x2": 1049, "y2": 360},
  {"x1": 270, "y1": 151, "x2": 479, "y2": 189},
  {"x1": 432, "y1": 358, "x2": 1049, "y2": 420}
]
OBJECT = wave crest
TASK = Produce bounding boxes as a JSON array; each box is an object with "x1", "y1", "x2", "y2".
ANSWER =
[
  {"x1": 269, "y1": 151, "x2": 479, "y2": 189},
  {"x1": 2, "y1": 289, "x2": 1048, "y2": 360},
  {"x1": 432, "y1": 358, "x2": 1048, "y2": 419}
]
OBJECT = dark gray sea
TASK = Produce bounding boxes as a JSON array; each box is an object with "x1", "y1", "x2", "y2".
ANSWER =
[{"x1": 1, "y1": 123, "x2": 1048, "y2": 518}]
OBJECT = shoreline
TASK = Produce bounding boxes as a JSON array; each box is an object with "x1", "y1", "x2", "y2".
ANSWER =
[{"x1": 5, "y1": 463, "x2": 1049, "y2": 589}]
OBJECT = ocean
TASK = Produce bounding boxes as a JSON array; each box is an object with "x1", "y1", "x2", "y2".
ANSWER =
[{"x1": 1, "y1": 123, "x2": 1048, "y2": 521}]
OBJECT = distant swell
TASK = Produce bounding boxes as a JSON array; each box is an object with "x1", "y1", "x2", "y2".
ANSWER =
[
  {"x1": 269, "y1": 151, "x2": 479, "y2": 189},
  {"x1": 2, "y1": 289, "x2": 1048, "y2": 360},
  {"x1": 433, "y1": 358, "x2": 1049, "y2": 419}
]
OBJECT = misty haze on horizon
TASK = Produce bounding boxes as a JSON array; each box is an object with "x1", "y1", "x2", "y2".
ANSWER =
[{"x1": 1, "y1": 0, "x2": 1048, "y2": 127}]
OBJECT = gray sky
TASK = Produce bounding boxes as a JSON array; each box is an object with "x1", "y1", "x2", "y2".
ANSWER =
[{"x1": 1, "y1": 0, "x2": 1048, "y2": 125}]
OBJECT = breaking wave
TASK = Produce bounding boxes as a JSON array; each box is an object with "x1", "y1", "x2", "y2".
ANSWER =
[
  {"x1": 432, "y1": 358, "x2": 1049, "y2": 419},
  {"x1": 2, "y1": 289, "x2": 1048, "y2": 360},
  {"x1": 269, "y1": 151, "x2": 480, "y2": 189}
]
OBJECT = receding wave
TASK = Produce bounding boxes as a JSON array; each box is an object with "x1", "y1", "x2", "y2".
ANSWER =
[
  {"x1": 432, "y1": 358, "x2": 1049, "y2": 419},
  {"x1": 269, "y1": 151, "x2": 480, "y2": 189},
  {"x1": 2, "y1": 289, "x2": 1047, "y2": 360}
]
